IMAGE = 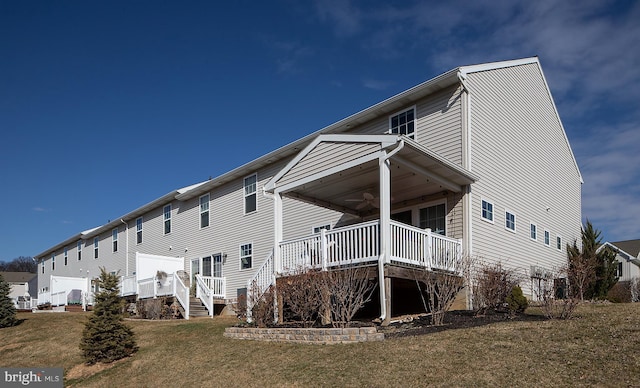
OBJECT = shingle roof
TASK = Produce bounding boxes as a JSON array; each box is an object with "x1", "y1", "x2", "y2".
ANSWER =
[
  {"x1": 610, "y1": 240, "x2": 640, "y2": 258},
  {"x1": 0, "y1": 271, "x2": 37, "y2": 283}
]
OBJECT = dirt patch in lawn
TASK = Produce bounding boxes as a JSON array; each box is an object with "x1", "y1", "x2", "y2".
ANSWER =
[{"x1": 379, "y1": 310, "x2": 547, "y2": 338}]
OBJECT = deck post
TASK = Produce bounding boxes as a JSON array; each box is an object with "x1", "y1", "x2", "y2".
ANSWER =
[
  {"x1": 384, "y1": 277, "x2": 392, "y2": 326},
  {"x1": 273, "y1": 192, "x2": 283, "y2": 274},
  {"x1": 320, "y1": 228, "x2": 328, "y2": 270},
  {"x1": 426, "y1": 228, "x2": 432, "y2": 270}
]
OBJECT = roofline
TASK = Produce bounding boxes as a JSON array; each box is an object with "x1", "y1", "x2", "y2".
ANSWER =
[{"x1": 35, "y1": 56, "x2": 562, "y2": 259}]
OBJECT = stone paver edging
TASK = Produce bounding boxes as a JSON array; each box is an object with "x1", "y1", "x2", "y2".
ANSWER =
[{"x1": 224, "y1": 326, "x2": 384, "y2": 344}]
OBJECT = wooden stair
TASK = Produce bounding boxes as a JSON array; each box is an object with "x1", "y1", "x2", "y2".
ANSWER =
[{"x1": 189, "y1": 296, "x2": 210, "y2": 318}]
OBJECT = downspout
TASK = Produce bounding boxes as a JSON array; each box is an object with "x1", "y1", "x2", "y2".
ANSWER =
[
  {"x1": 458, "y1": 70, "x2": 474, "y2": 309},
  {"x1": 377, "y1": 139, "x2": 405, "y2": 322},
  {"x1": 121, "y1": 219, "x2": 129, "y2": 276}
]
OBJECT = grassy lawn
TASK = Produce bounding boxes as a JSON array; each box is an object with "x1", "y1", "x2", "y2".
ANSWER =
[{"x1": 1, "y1": 303, "x2": 639, "y2": 387}]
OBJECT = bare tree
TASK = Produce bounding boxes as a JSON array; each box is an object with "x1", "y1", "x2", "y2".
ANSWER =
[
  {"x1": 631, "y1": 277, "x2": 640, "y2": 303},
  {"x1": 0, "y1": 256, "x2": 37, "y2": 273},
  {"x1": 537, "y1": 266, "x2": 579, "y2": 319}
]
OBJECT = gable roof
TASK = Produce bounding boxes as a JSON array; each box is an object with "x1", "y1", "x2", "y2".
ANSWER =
[
  {"x1": 600, "y1": 240, "x2": 640, "y2": 267},
  {"x1": 35, "y1": 57, "x2": 578, "y2": 258},
  {"x1": 0, "y1": 271, "x2": 37, "y2": 284}
]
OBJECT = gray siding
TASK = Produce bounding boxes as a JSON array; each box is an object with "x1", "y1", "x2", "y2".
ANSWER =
[
  {"x1": 468, "y1": 63, "x2": 582, "y2": 296},
  {"x1": 277, "y1": 142, "x2": 381, "y2": 188}
]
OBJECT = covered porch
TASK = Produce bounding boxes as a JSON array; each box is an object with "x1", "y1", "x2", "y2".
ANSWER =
[{"x1": 262, "y1": 134, "x2": 478, "y2": 323}]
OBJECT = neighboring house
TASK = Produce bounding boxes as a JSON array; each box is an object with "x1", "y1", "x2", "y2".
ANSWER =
[
  {"x1": 1, "y1": 272, "x2": 37, "y2": 310},
  {"x1": 34, "y1": 57, "x2": 582, "y2": 321},
  {"x1": 599, "y1": 240, "x2": 640, "y2": 281}
]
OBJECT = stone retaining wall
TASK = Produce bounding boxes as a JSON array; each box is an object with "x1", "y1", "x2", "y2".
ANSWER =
[{"x1": 224, "y1": 326, "x2": 384, "y2": 344}]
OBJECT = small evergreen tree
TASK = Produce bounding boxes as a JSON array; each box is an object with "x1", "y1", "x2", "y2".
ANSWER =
[
  {"x1": 0, "y1": 273, "x2": 17, "y2": 328},
  {"x1": 567, "y1": 221, "x2": 618, "y2": 300},
  {"x1": 80, "y1": 268, "x2": 137, "y2": 364}
]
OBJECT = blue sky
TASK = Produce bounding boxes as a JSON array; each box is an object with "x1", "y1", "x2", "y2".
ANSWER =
[{"x1": 1, "y1": 0, "x2": 638, "y2": 261}]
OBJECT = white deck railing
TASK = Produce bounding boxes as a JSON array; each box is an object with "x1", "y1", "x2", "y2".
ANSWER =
[
  {"x1": 246, "y1": 250, "x2": 275, "y2": 323},
  {"x1": 279, "y1": 220, "x2": 380, "y2": 273},
  {"x1": 174, "y1": 274, "x2": 190, "y2": 319},
  {"x1": 51, "y1": 291, "x2": 67, "y2": 307},
  {"x1": 195, "y1": 274, "x2": 214, "y2": 317},
  {"x1": 199, "y1": 276, "x2": 226, "y2": 299},
  {"x1": 120, "y1": 275, "x2": 137, "y2": 296},
  {"x1": 278, "y1": 219, "x2": 462, "y2": 274}
]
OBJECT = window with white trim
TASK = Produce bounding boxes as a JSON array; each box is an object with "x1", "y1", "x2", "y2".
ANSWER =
[
  {"x1": 77, "y1": 241, "x2": 82, "y2": 261},
  {"x1": 544, "y1": 230, "x2": 550, "y2": 246},
  {"x1": 64, "y1": 248, "x2": 68, "y2": 266},
  {"x1": 52, "y1": 254, "x2": 55, "y2": 271},
  {"x1": 481, "y1": 199, "x2": 494, "y2": 222},
  {"x1": 42, "y1": 261, "x2": 45, "y2": 274},
  {"x1": 200, "y1": 194, "x2": 210, "y2": 228},
  {"x1": 389, "y1": 107, "x2": 415, "y2": 139},
  {"x1": 112, "y1": 228, "x2": 118, "y2": 252},
  {"x1": 213, "y1": 253, "x2": 223, "y2": 278},
  {"x1": 164, "y1": 204, "x2": 172, "y2": 234},
  {"x1": 556, "y1": 235, "x2": 562, "y2": 250},
  {"x1": 615, "y1": 261, "x2": 623, "y2": 278},
  {"x1": 244, "y1": 174, "x2": 257, "y2": 214},
  {"x1": 530, "y1": 223, "x2": 537, "y2": 241},
  {"x1": 240, "y1": 243, "x2": 252, "y2": 270},
  {"x1": 505, "y1": 211, "x2": 516, "y2": 232},
  {"x1": 136, "y1": 217, "x2": 143, "y2": 244},
  {"x1": 94, "y1": 237, "x2": 99, "y2": 259}
]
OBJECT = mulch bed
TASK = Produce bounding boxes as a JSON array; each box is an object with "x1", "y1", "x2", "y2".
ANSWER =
[{"x1": 379, "y1": 310, "x2": 547, "y2": 338}]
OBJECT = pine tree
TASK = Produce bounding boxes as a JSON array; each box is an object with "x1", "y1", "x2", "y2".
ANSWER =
[
  {"x1": 79, "y1": 268, "x2": 137, "y2": 364},
  {"x1": 0, "y1": 273, "x2": 17, "y2": 328}
]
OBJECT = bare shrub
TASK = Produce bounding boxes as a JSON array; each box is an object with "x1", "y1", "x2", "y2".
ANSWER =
[
  {"x1": 472, "y1": 262, "x2": 521, "y2": 315},
  {"x1": 607, "y1": 281, "x2": 631, "y2": 303},
  {"x1": 631, "y1": 277, "x2": 640, "y2": 303},
  {"x1": 278, "y1": 269, "x2": 322, "y2": 327},
  {"x1": 232, "y1": 293, "x2": 247, "y2": 320},
  {"x1": 567, "y1": 252, "x2": 596, "y2": 301},
  {"x1": 247, "y1": 280, "x2": 276, "y2": 328},
  {"x1": 319, "y1": 267, "x2": 376, "y2": 328},
  {"x1": 536, "y1": 267, "x2": 579, "y2": 320}
]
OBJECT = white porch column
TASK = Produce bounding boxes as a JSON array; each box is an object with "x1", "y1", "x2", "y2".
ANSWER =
[
  {"x1": 378, "y1": 152, "x2": 391, "y2": 324},
  {"x1": 273, "y1": 191, "x2": 283, "y2": 274}
]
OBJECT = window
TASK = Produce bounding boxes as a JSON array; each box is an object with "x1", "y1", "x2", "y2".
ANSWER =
[
  {"x1": 544, "y1": 230, "x2": 550, "y2": 246},
  {"x1": 244, "y1": 174, "x2": 257, "y2": 214},
  {"x1": 94, "y1": 237, "x2": 99, "y2": 259},
  {"x1": 530, "y1": 223, "x2": 537, "y2": 241},
  {"x1": 213, "y1": 253, "x2": 223, "y2": 278},
  {"x1": 77, "y1": 241, "x2": 82, "y2": 261},
  {"x1": 164, "y1": 204, "x2": 172, "y2": 234},
  {"x1": 200, "y1": 194, "x2": 210, "y2": 228},
  {"x1": 419, "y1": 203, "x2": 446, "y2": 235},
  {"x1": 136, "y1": 217, "x2": 143, "y2": 244},
  {"x1": 313, "y1": 224, "x2": 331, "y2": 234},
  {"x1": 51, "y1": 254, "x2": 55, "y2": 271},
  {"x1": 615, "y1": 262, "x2": 623, "y2": 278},
  {"x1": 390, "y1": 107, "x2": 415, "y2": 138},
  {"x1": 42, "y1": 262, "x2": 45, "y2": 274},
  {"x1": 556, "y1": 236, "x2": 562, "y2": 250},
  {"x1": 481, "y1": 199, "x2": 494, "y2": 222},
  {"x1": 112, "y1": 228, "x2": 118, "y2": 252},
  {"x1": 202, "y1": 256, "x2": 212, "y2": 277},
  {"x1": 240, "y1": 243, "x2": 252, "y2": 270},
  {"x1": 64, "y1": 248, "x2": 68, "y2": 266},
  {"x1": 505, "y1": 211, "x2": 516, "y2": 232}
]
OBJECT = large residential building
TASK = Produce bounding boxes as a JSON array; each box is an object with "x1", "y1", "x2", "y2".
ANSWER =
[{"x1": 34, "y1": 57, "x2": 582, "y2": 321}]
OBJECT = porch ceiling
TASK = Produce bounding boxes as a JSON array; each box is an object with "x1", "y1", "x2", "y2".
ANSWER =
[{"x1": 275, "y1": 136, "x2": 478, "y2": 216}]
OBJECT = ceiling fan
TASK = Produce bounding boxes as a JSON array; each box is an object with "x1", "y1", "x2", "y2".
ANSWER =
[{"x1": 345, "y1": 192, "x2": 380, "y2": 209}]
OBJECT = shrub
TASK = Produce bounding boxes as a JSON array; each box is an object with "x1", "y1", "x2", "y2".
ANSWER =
[
  {"x1": 0, "y1": 273, "x2": 17, "y2": 328},
  {"x1": 278, "y1": 269, "x2": 322, "y2": 327},
  {"x1": 79, "y1": 268, "x2": 138, "y2": 364},
  {"x1": 506, "y1": 285, "x2": 528, "y2": 314},
  {"x1": 631, "y1": 277, "x2": 640, "y2": 303},
  {"x1": 473, "y1": 262, "x2": 521, "y2": 314},
  {"x1": 607, "y1": 281, "x2": 631, "y2": 303},
  {"x1": 319, "y1": 267, "x2": 376, "y2": 328}
]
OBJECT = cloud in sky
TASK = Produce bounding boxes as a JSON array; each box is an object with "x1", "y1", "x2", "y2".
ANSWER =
[
  {"x1": 309, "y1": 0, "x2": 640, "y2": 241},
  {"x1": 32, "y1": 207, "x2": 48, "y2": 212}
]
